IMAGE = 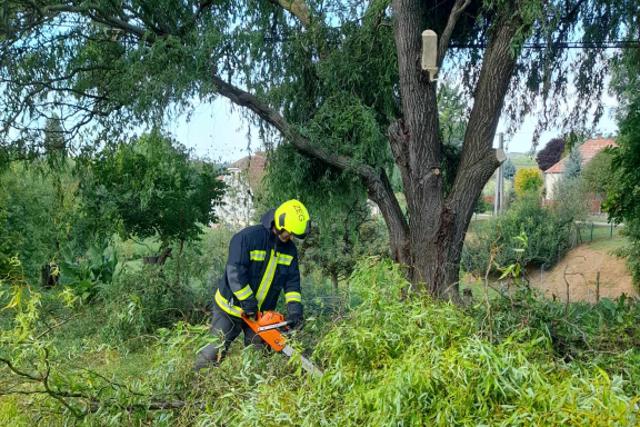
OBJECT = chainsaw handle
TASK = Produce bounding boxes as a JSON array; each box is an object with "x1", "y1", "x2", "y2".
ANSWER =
[
  {"x1": 241, "y1": 310, "x2": 260, "y2": 321},
  {"x1": 241, "y1": 310, "x2": 288, "y2": 352},
  {"x1": 257, "y1": 320, "x2": 292, "y2": 332}
]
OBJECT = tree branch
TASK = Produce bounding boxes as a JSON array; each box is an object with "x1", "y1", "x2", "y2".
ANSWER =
[
  {"x1": 211, "y1": 73, "x2": 409, "y2": 254},
  {"x1": 0, "y1": 356, "x2": 42, "y2": 382},
  {"x1": 20, "y1": 3, "x2": 151, "y2": 41},
  {"x1": 1, "y1": 351, "x2": 202, "y2": 416},
  {"x1": 267, "y1": 0, "x2": 311, "y2": 28},
  {"x1": 452, "y1": 15, "x2": 521, "y2": 202},
  {"x1": 388, "y1": 118, "x2": 412, "y2": 192},
  {"x1": 437, "y1": 0, "x2": 472, "y2": 67},
  {"x1": 35, "y1": 314, "x2": 81, "y2": 340},
  {"x1": 211, "y1": 74, "x2": 362, "y2": 174}
]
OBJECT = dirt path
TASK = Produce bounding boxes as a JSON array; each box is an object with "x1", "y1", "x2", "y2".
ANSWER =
[{"x1": 528, "y1": 245, "x2": 638, "y2": 303}]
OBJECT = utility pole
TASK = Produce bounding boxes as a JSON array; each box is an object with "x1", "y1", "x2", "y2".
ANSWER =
[{"x1": 494, "y1": 133, "x2": 504, "y2": 216}]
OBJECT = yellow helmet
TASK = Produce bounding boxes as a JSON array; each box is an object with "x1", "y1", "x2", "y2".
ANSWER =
[{"x1": 274, "y1": 199, "x2": 310, "y2": 239}]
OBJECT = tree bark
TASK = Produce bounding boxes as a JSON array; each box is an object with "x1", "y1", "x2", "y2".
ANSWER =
[
  {"x1": 392, "y1": 0, "x2": 447, "y2": 295},
  {"x1": 390, "y1": 0, "x2": 520, "y2": 300},
  {"x1": 143, "y1": 247, "x2": 173, "y2": 265}
]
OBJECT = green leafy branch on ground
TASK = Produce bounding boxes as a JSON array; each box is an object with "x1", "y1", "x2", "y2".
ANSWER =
[{"x1": 3, "y1": 257, "x2": 640, "y2": 426}]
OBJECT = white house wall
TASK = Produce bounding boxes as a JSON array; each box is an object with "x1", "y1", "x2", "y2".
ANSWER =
[
  {"x1": 213, "y1": 169, "x2": 255, "y2": 229},
  {"x1": 544, "y1": 173, "x2": 562, "y2": 200}
]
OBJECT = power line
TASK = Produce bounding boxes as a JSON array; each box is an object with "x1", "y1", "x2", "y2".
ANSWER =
[
  {"x1": 261, "y1": 36, "x2": 639, "y2": 49},
  {"x1": 450, "y1": 40, "x2": 639, "y2": 49}
]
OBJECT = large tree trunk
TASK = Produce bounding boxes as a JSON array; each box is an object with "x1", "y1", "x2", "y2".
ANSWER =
[{"x1": 389, "y1": 0, "x2": 521, "y2": 300}]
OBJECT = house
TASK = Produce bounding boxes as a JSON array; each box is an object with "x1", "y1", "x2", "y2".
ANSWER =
[
  {"x1": 543, "y1": 138, "x2": 616, "y2": 212},
  {"x1": 214, "y1": 152, "x2": 268, "y2": 228}
]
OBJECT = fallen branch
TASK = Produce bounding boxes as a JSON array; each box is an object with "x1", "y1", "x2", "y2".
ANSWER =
[
  {"x1": 1, "y1": 352, "x2": 202, "y2": 418},
  {"x1": 35, "y1": 313, "x2": 82, "y2": 340}
]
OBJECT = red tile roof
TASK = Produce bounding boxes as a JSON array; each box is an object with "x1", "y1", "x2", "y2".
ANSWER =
[
  {"x1": 544, "y1": 138, "x2": 617, "y2": 174},
  {"x1": 229, "y1": 151, "x2": 268, "y2": 190}
]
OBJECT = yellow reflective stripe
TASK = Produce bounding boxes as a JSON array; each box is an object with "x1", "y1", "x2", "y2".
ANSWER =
[
  {"x1": 285, "y1": 291, "x2": 301, "y2": 303},
  {"x1": 276, "y1": 253, "x2": 293, "y2": 266},
  {"x1": 233, "y1": 284, "x2": 253, "y2": 301},
  {"x1": 215, "y1": 289, "x2": 242, "y2": 317},
  {"x1": 250, "y1": 250, "x2": 266, "y2": 261},
  {"x1": 255, "y1": 249, "x2": 278, "y2": 309}
]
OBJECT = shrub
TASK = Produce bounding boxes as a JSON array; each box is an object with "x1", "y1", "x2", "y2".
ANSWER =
[
  {"x1": 161, "y1": 226, "x2": 234, "y2": 306},
  {"x1": 552, "y1": 176, "x2": 589, "y2": 223},
  {"x1": 76, "y1": 130, "x2": 226, "y2": 249},
  {"x1": 614, "y1": 218, "x2": 640, "y2": 289},
  {"x1": 514, "y1": 167, "x2": 543, "y2": 197},
  {"x1": 473, "y1": 285, "x2": 640, "y2": 393},
  {"x1": 0, "y1": 161, "x2": 81, "y2": 283},
  {"x1": 96, "y1": 266, "x2": 200, "y2": 345},
  {"x1": 462, "y1": 194, "x2": 573, "y2": 274},
  {"x1": 94, "y1": 226, "x2": 233, "y2": 344},
  {"x1": 474, "y1": 196, "x2": 492, "y2": 213},
  {"x1": 582, "y1": 150, "x2": 614, "y2": 195}
]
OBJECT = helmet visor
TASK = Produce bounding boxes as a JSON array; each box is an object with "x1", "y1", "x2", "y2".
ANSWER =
[{"x1": 292, "y1": 220, "x2": 311, "y2": 239}]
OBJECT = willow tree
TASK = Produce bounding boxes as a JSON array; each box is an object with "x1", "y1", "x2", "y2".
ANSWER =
[{"x1": 1, "y1": 0, "x2": 633, "y2": 299}]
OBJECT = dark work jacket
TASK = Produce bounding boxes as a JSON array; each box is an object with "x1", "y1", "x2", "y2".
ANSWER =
[{"x1": 214, "y1": 209, "x2": 302, "y2": 318}]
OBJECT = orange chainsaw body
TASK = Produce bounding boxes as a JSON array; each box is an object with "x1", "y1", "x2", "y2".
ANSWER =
[{"x1": 242, "y1": 311, "x2": 287, "y2": 352}]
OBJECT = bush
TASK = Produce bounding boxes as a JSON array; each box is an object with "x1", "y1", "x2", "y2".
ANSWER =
[
  {"x1": 582, "y1": 150, "x2": 614, "y2": 195},
  {"x1": 474, "y1": 196, "x2": 492, "y2": 213},
  {"x1": 513, "y1": 167, "x2": 543, "y2": 197},
  {"x1": 614, "y1": 218, "x2": 640, "y2": 289},
  {"x1": 552, "y1": 176, "x2": 589, "y2": 223},
  {"x1": 76, "y1": 130, "x2": 226, "y2": 248},
  {"x1": 0, "y1": 161, "x2": 81, "y2": 283},
  {"x1": 462, "y1": 194, "x2": 573, "y2": 274},
  {"x1": 161, "y1": 226, "x2": 234, "y2": 301},
  {"x1": 95, "y1": 226, "x2": 233, "y2": 344},
  {"x1": 96, "y1": 267, "x2": 190, "y2": 344},
  {"x1": 473, "y1": 286, "x2": 640, "y2": 393}
]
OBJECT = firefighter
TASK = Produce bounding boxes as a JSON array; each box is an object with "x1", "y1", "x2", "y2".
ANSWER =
[{"x1": 194, "y1": 199, "x2": 310, "y2": 370}]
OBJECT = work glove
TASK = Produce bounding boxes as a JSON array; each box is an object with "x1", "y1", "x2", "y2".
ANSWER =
[
  {"x1": 287, "y1": 303, "x2": 304, "y2": 330},
  {"x1": 239, "y1": 297, "x2": 259, "y2": 319}
]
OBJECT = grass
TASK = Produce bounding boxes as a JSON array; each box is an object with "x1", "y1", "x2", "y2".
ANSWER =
[
  {"x1": 587, "y1": 234, "x2": 628, "y2": 252},
  {"x1": 460, "y1": 273, "x2": 507, "y2": 301},
  {"x1": 0, "y1": 397, "x2": 30, "y2": 427},
  {"x1": 467, "y1": 218, "x2": 625, "y2": 249},
  {"x1": 576, "y1": 224, "x2": 625, "y2": 247},
  {"x1": 509, "y1": 152, "x2": 537, "y2": 169}
]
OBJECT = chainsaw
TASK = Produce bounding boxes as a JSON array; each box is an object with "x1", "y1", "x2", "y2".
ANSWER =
[{"x1": 241, "y1": 311, "x2": 322, "y2": 377}]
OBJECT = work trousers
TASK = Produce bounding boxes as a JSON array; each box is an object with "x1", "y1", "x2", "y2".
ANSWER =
[{"x1": 193, "y1": 304, "x2": 264, "y2": 371}]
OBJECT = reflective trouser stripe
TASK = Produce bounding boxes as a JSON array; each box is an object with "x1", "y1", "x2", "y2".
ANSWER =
[
  {"x1": 215, "y1": 289, "x2": 242, "y2": 317},
  {"x1": 233, "y1": 284, "x2": 253, "y2": 301},
  {"x1": 285, "y1": 291, "x2": 301, "y2": 303},
  {"x1": 255, "y1": 249, "x2": 278, "y2": 309}
]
